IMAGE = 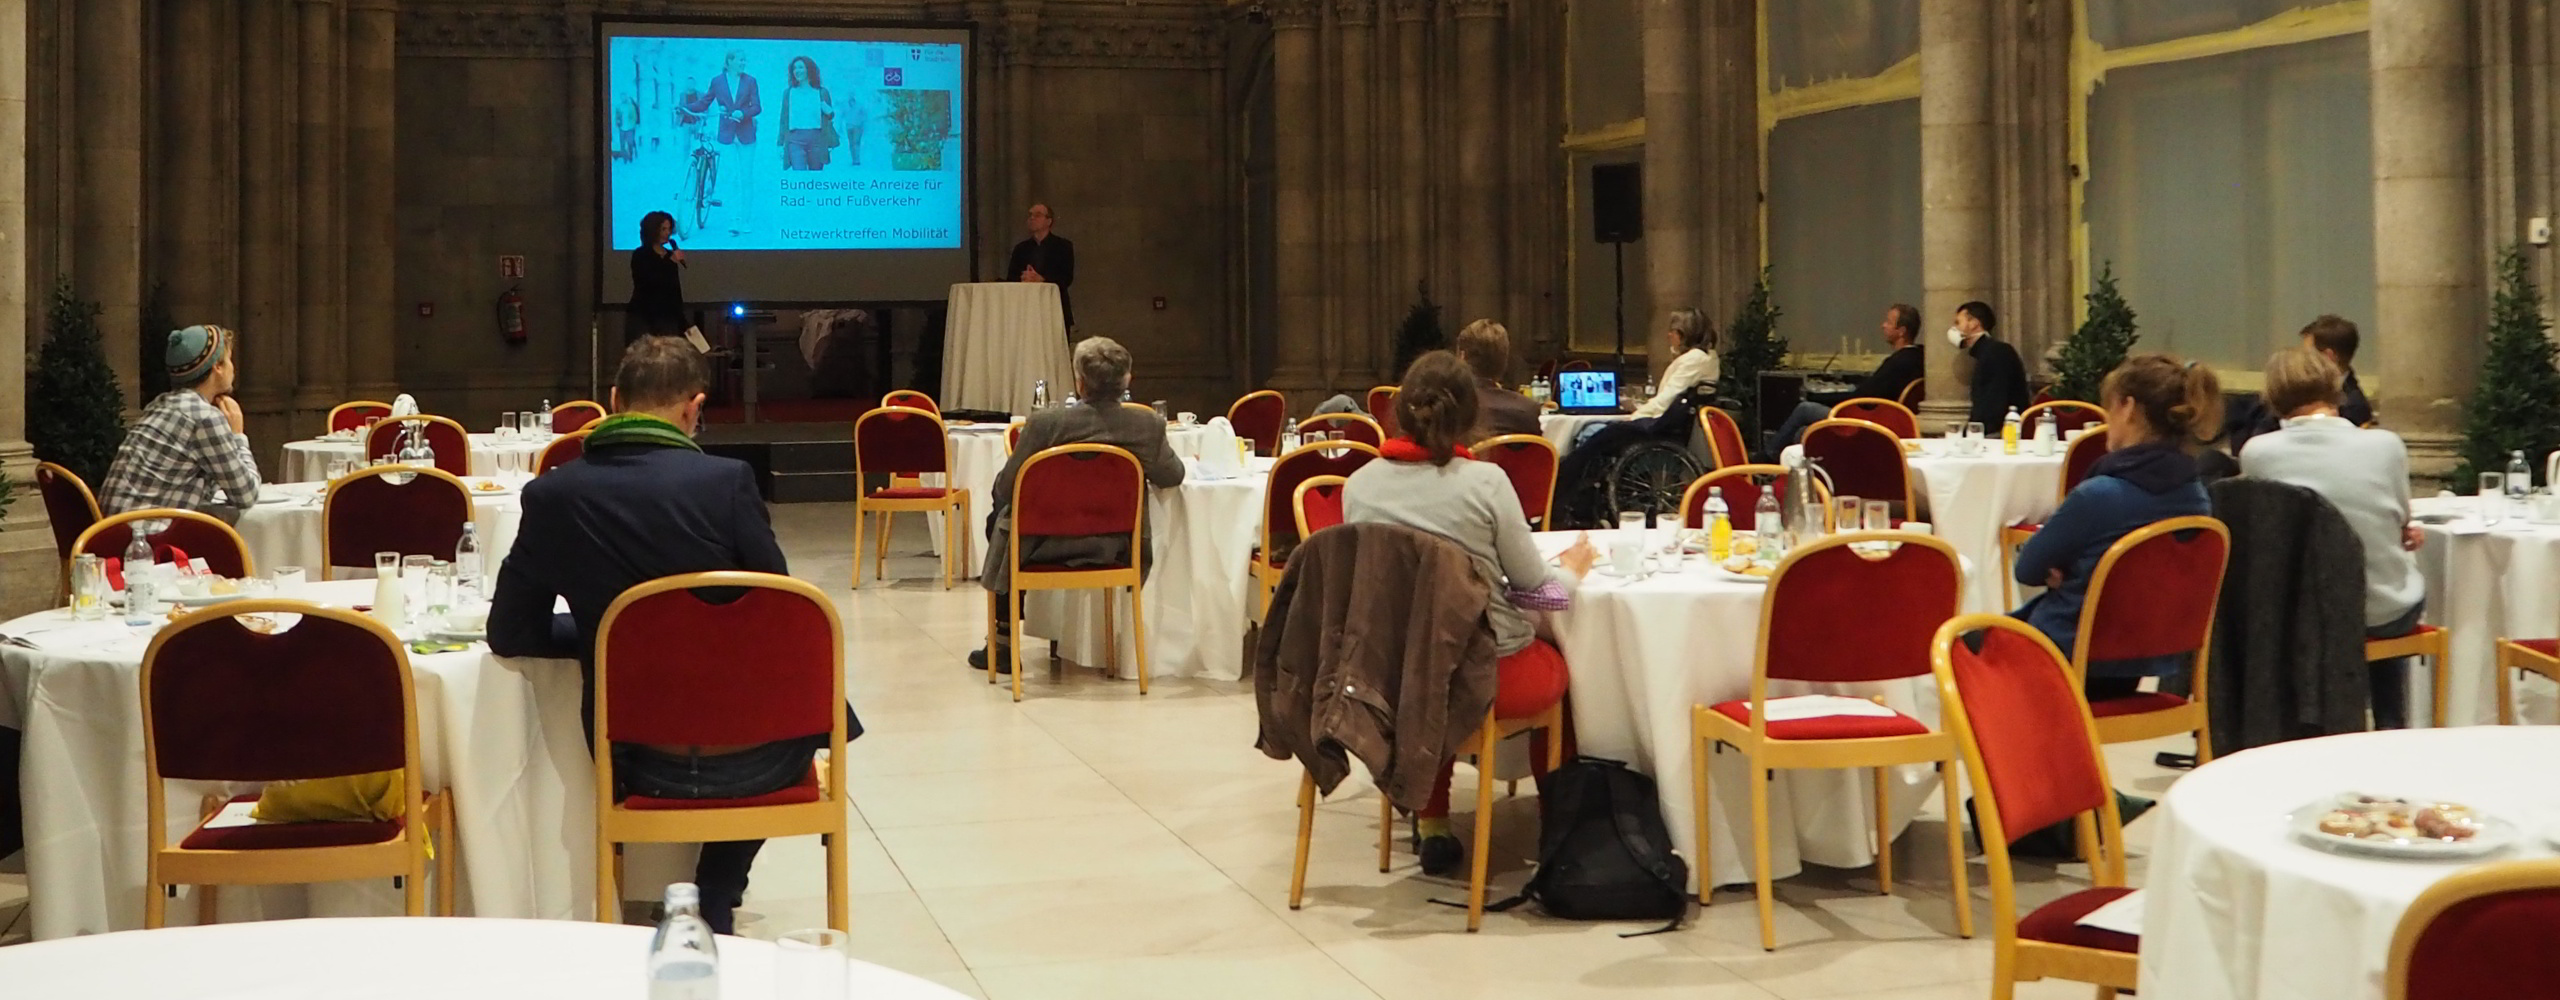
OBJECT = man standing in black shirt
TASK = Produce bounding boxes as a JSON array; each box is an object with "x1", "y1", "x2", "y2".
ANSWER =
[
  {"x1": 1951, "y1": 300, "x2": 2030, "y2": 431},
  {"x1": 1770, "y1": 303, "x2": 1929, "y2": 450},
  {"x1": 1006, "y1": 203, "x2": 1077, "y2": 333}
]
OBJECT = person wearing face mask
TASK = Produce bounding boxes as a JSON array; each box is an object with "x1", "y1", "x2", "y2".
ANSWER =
[{"x1": 1950, "y1": 301, "x2": 2030, "y2": 432}]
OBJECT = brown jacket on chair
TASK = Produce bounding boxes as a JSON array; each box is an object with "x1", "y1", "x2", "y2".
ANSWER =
[{"x1": 1252, "y1": 522, "x2": 1500, "y2": 812}]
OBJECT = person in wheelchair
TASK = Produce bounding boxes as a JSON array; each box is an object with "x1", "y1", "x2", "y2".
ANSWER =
[{"x1": 1549, "y1": 311, "x2": 1729, "y2": 528}]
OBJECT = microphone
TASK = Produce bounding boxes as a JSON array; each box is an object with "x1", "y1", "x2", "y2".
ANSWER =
[{"x1": 668, "y1": 239, "x2": 687, "y2": 267}]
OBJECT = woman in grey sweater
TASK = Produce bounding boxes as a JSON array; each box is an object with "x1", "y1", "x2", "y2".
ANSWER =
[
  {"x1": 1343, "y1": 351, "x2": 1597, "y2": 875},
  {"x1": 2238, "y1": 347, "x2": 2427, "y2": 728}
]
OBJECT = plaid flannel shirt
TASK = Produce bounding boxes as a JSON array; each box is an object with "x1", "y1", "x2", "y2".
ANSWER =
[{"x1": 99, "y1": 391, "x2": 262, "y2": 514}]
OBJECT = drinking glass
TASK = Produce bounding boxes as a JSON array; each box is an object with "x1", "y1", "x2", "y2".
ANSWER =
[
  {"x1": 71, "y1": 554, "x2": 107, "y2": 620},
  {"x1": 1963, "y1": 423, "x2": 1987, "y2": 455},
  {"x1": 270, "y1": 566, "x2": 307, "y2": 593},
  {"x1": 1832, "y1": 496, "x2": 1862, "y2": 534},
  {"x1": 2480, "y1": 472, "x2": 2508, "y2": 526},
  {"x1": 1239, "y1": 439, "x2": 1257, "y2": 464},
  {"x1": 402, "y1": 554, "x2": 434, "y2": 608},
  {"x1": 426, "y1": 561, "x2": 457, "y2": 630},
  {"x1": 774, "y1": 928, "x2": 849, "y2": 1000},
  {"x1": 326, "y1": 457, "x2": 353, "y2": 483},
  {"x1": 521, "y1": 411, "x2": 546, "y2": 437},
  {"x1": 1616, "y1": 511, "x2": 1651, "y2": 573},
  {"x1": 498, "y1": 412, "x2": 519, "y2": 439},
  {"x1": 1864, "y1": 500, "x2": 1893, "y2": 532},
  {"x1": 1152, "y1": 400, "x2": 1170, "y2": 420}
]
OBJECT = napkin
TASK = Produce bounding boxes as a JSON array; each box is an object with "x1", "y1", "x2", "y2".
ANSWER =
[
  {"x1": 0, "y1": 619, "x2": 146, "y2": 651},
  {"x1": 1757, "y1": 695, "x2": 1899, "y2": 722},
  {"x1": 391, "y1": 393, "x2": 420, "y2": 417},
  {"x1": 1195, "y1": 417, "x2": 1244, "y2": 479},
  {"x1": 2074, "y1": 889, "x2": 2144, "y2": 936}
]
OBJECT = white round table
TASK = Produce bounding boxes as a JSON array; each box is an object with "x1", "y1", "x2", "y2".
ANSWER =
[
  {"x1": 283, "y1": 432, "x2": 552, "y2": 482},
  {"x1": 1025, "y1": 456, "x2": 1273, "y2": 682},
  {"x1": 0, "y1": 917, "x2": 970, "y2": 999},
  {"x1": 2141, "y1": 727, "x2": 2560, "y2": 1000},
  {"x1": 234, "y1": 479, "x2": 524, "y2": 577},
  {"x1": 1540, "y1": 530, "x2": 1944, "y2": 892},
  {"x1": 921, "y1": 422, "x2": 1229, "y2": 583},
  {"x1": 2409, "y1": 494, "x2": 2560, "y2": 726},
  {"x1": 1905, "y1": 444, "x2": 2065, "y2": 614}
]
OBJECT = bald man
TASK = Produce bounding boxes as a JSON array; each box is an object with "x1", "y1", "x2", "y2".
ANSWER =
[{"x1": 1006, "y1": 203, "x2": 1077, "y2": 332}]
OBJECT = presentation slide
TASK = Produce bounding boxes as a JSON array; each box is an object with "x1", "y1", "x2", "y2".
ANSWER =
[{"x1": 598, "y1": 21, "x2": 974, "y2": 305}]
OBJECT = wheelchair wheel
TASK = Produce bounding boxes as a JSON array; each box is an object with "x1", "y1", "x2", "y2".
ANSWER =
[{"x1": 1607, "y1": 440, "x2": 1707, "y2": 520}]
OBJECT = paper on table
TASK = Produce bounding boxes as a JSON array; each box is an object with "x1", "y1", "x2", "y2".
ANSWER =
[
  {"x1": 1759, "y1": 694, "x2": 1899, "y2": 722},
  {"x1": 2075, "y1": 888, "x2": 2144, "y2": 936},
  {"x1": 0, "y1": 619, "x2": 147, "y2": 651}
]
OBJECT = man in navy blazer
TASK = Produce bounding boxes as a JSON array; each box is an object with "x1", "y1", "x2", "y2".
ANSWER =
[
  {"x1": 488, "y1": 337, "x2": 803, "y2": 934},
  {"x1": 682, "y1": 50, "x2": 764, "y2": 234}
]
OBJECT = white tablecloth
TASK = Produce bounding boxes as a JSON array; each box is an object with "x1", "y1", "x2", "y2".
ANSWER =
[
  {"x1": 1541, "y1": 413, "x2": 1628, "y2": 456},
  {"x1": 1541, "y1": 531, "x2": 1942, "y2": 892},
  {"x1": 942, "y1": 282, "x2": 1072, "y2": 414},
  {"x1": 920, "y1": 423, "x2": 1227, "y2": 583},
  {"x1": 2409, "y1": 494, "x2": 2560, "y2": 726},
  {"x1": 233, "y1": 480, "x2": 524, "y2": 578},
  {"x1": 1905, "y1": 446, "x2": 2065, "y2": 614},
  {"x1": 0, "y1": 580, "x2": 591, "y2": 939},
  {"x1": 283, "y1": 432, "x2": 553, "y2": 483},
  {"x1": 2141, "y1": 728, "x2": 2560, "y2": 1000},
  {"x1": 0, "y1": 918, "x2": 971, "y2": 1000},
  {"x1": 1024, "y1": 457, "x2": 1273, "y2": 682}
]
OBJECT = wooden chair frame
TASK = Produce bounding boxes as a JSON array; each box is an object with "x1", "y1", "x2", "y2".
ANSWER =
[
  {"x1": 1691, "y1": 532, "x2": 1972, "y2": 951},
  {"x1": 2386, "y1": 858, "x2": 2560, "y2": 1000},
  {"x1": 1477, "y1": 433, "x2": 1559, "y2": 528},
  {"x1": 2069, "y1": 515, "x2": 2231, "y2": 762},
  {"x1": 319, "y1": 465, "x2": 471, "y2": 579},
  {"x1": 364, "y1": 415, "x2": 474, "y2": 477},
  {"x1": 1699, "y1": 407, "x2": 1750, "y2": 470},
  {"x1": 1828, "y1": 398, "x2": 1920, "y2": 439},
  {"x1": 1290, "y1": 701, "x2": 1565, "y2": 933},
  {"x1": 1290, "y1": 475, "x2": 1349, "y2": 539},
  {"x1": 326, "y1": 400, "x2": 394, "y2": 433},
  {"x1": 1896, "y1": 379, "x2": 1925, "y2": 408},
  {"x1": 42, "y1": 462, "x2": 105, "y2": 597},
  {"x1": 2366, "y1": 626, "x2": 2452, "y2": 729},
  {"x1": 549, "y1": 400, "x2": 607, "y2": 434},
  {"x1": 535, "y1": 429, "x2": 592, "y2": 475},
  {"x1": 1680, "y1": 464, "x2": 1832, "y2": 530},
  {"x1": 72, "y1": 508, "x2": 257, "y2": 589},
  {"x1": 2021, "y1": 399, "x2": 2107, "y2": 437},
  {"x1": 880, "y1": 390, "x2": 939, "y2": 413},
  {"x1": 851, "y1": 406, "x2": 969, "y2": 590},
  {"x1": 1800, "y1": 417, "x2": 1916, "y2": 512},
  {"x1": 1298, "y1": 412, "x2": 1384, "y2": 447},
  {"x1": 593, "y1": 573, "x2": 850, "y2": 933},
  {"x1": 1931, "y1": 615, "x2": 2135, "y2": 1000},
  {"x1": 2495, "y1": 638, "x2": 2560, "y2": 725},
  {"x1": 1251, "y1": 441, "x2": 1383, "y2": 618},
  {"x1": 1227, "y1": 390, "x2": 1288, "y2": 455},
  {"x1": 143, "y1": 601, "x2": 452, "y2": 927},
  {"x1": 2000, "y1": 424, "x2": 2109, "y2": 606},
  {"x1": 986, "y1": 444, "x2": 1151, "y2": 701}
]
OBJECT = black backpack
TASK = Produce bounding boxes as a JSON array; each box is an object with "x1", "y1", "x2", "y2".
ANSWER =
[{"x1": 1484, "y1": 756, "x2": 1688, "y2": 934}]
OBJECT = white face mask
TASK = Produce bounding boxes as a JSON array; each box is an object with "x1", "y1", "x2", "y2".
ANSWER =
[{"x1": 1946, "y1": 326, "x2": 1966, "y2": 349}]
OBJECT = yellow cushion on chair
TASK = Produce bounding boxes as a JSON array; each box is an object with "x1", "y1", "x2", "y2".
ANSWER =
[{"x1": 251, "y1": 770, "x2": 405, "y2": 824}]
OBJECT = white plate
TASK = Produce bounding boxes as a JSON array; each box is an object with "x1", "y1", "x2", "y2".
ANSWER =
[
  {"x1": 2289, "y1": 798, "x2": 2517, "y2": 860},
  {"x1": 464, "y1": 482, "x2": 519, "y2": 497},
  {"x1": 430, "y1": 629, "x2": 487, "y2": 643},
  {"x1": 1709, "y1": 566, "x2": 1774, "y2": 585},
  {"x1": 165, "y1": 590, "x2": 255, "y2": 607}
]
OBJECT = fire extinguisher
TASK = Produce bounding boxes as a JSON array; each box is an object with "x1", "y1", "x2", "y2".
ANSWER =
[{"x1": 495, "y1": 284, "x2": 528, "y2": 345}]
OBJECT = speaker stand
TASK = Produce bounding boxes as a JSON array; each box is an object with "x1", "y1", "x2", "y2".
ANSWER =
[{"x1": 1610, "y1": 240, "x2": 1629, "y2": 375}]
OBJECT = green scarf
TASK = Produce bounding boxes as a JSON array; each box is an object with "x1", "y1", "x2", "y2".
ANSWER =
[{"x1": 583, "y1": 412, "x2": 701, "y2": 452}]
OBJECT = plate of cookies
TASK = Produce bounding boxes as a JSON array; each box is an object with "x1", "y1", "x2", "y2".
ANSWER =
[{"x1": 2290, "y1": 792, "x2": 2516, "y2": 859}]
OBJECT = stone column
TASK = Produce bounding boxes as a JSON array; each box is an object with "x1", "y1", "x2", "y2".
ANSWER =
[
  {"x1": 2371, "y1": 0, "x2": 2481, "y2": 470},
  {"x1": 1918, "y1": 0, "x2": 1994, "y2": 431},
  {"x1": 1391, "y1": 0, "x2": 1429, "y2": 376},
  {"x1": 1640, "y1": 0, "x2": 1697, "y2": 377},
  {"x1": 237, "y1": 0, "x2": 298, "y2": 433},
  {"x1": 71, "y1": 0, "x2": 146, "y2": 404},
  {"x1": 1003, "y1": 1, "x2": 1043, "y2": 220},
  {"x1": 1335, "y1": 0, "x2": 1377, "y2": 386},
  {"x1": 343, "y1": 0, "x2": 399, "y2": 401},
  {"x1": 157, "y1": 0, "x2": 238, "y2": 333},
  {"x1": 294, "y1": 0, "x2": 346, "y2": 415},
  {"x1": 1450, "y1": 0, "x2": 1504, "y2": 328},
  {"x1": 0, "y1": 0, "x2": 50, "y2": 618},
  {"x1": 1267, "y1": 0, "x2": 1326, "y2": 399}
]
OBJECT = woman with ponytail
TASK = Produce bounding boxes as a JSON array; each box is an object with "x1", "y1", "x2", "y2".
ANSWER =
[
  {"x1": 2012, "y1": 353, "x2": 2223, "y2": 700},
  {"x1": 1344, "y1": 351, "x2": 1599, "y2": 876}
]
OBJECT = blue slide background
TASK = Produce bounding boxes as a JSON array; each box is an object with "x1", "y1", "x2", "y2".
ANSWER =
[{"x1": 606, "y1": 35, "x2": 965, "y2": 251}]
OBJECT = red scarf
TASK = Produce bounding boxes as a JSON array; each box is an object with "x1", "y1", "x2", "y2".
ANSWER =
[{"x1": 1379, "y1": 438, "x2": 1474, "y2": 463}]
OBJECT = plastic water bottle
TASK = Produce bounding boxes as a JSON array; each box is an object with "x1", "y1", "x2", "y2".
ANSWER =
[
  {"x1": 1280, "y1": 417, "x2": 1301, "y2": 453},
  {"x1": 2508, "y1": 450, "x2": 2532, "y2": 499},
  {"x1": 1641, "y1": 376, "x2": 1658, "y2": 402},
  {"x1": 2002, "y1": 406, "x2": 2023, "y2": 455},
  {"x1": 646, "y1": 882, "x2": 720, "y2": 1000},
  {"x1": 1705, "y1": 487, "x2": 1733, "y2": 561},
  {"x1": 122, "y1": 529, "x2": 157, "y2": 625},
  {"x1": 1031, "y1": 379, "x2": 1050, "y2": 411},
  {"x1": 454, "y1": 524, "x2": 484, "y2": 601},
  {"x1": 1753, "y1": 485, "x2": 1782, "y2": 566}
]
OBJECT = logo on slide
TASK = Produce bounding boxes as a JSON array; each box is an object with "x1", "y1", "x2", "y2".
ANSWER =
[{"x1": 884, "y1": 67, "x2": 904, "y2": 86}]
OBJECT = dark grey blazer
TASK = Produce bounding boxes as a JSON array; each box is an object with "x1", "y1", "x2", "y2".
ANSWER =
[
  {"x1": 2206, "y1": 477, "x2": 2369, "y2": 754},
  {"x1": 981, "y1": 401, "x2": 1187, "y2": 592}
]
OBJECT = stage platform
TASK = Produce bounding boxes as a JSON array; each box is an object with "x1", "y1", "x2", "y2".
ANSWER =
[{"x1": 699, "y1": 420, "x2": 857, "y2": 504}]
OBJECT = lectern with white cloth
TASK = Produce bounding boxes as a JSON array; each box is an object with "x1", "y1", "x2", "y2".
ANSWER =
[{"x1": 942, "y1": 282, "x2": 1073, "y2": 414}]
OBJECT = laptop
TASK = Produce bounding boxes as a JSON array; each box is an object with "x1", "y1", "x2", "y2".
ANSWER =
[{"x1": 1554, "y1": 370, "x2": 1623, "y2": 415}]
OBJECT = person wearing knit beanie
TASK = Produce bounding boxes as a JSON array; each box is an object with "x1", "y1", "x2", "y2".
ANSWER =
[{"x1": 96, "y1": 324, "x2": 262, "y2": 518}]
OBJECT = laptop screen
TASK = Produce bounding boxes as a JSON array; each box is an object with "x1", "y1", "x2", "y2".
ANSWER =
[{"x1": 1556, "y1": 370, "x2": 1618, "y2": 410}]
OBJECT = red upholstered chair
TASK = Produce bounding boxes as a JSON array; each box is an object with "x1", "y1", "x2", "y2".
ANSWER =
[
  {"x1": 1691, "y1": 533, "x2": 1971, "y2": 950},
  {"x1": 535, "y1": 429, "x2": 590, "y2": 474},
  {"x1": 2022, "y1": 399, "x2": 2106, "y2": 438},
  {"x1": 988, "y1": 444, "x2": 1152, "y2": 700},
  {"x1": 1896, "y1": 379, "x2": 1925, "y2": 409},
  {"x1": 881, "y1": 389, "x2": 939, "y2": 414},
  {"x1": 1930, "y1": 614, "x2": 2135, "y2": 998},
  {"x1": 74, "y1": 508, "x2": 256, "y2": 586},
  {"x1": 1299, "y1": 412, "x2": 1384, "y2": 448},
  {"x1": 1251, "y1": 441, "x2": 1381, "y2": 619},
  {"x1": 550, "y1": 400, "x2": 607, "y2": 434},
  {"x1": 2072, "y1": 516, "x2": 2231, "y2": 761},
  {"x1": 1005, "y1": 421, "x2": 1026, "y2": 454},
  {"x1": 851, "y1": 406, "x2": 969, "y2": 590},
  {"x1": 2000, "y1": 425, "x2": 2111, "y2": 605},
  {"x1": 2368, "y1": 625, "x2": 2454, "y2": 728},
  {"x1": 326, "y1": 400, "x2": 393, "y2": 434},
  {"x1": 1477, "y1": 434, "x2": 1559, "y2": 529},
  {"x1": 1227, "y1": 391, "x2": 1288, "y2": 457},
  {"x1": 142, "y1": 602, "x2": 452, "y2": 927},
  {"x1": 320, "y1": 466, "x2": 472, "y2": 579},
  {"x1": 1829, "y1": 398, "x2": 1920, "y2": 439},
  {"x1": 1801, "y1": 418, "x2": 1915, "y2": 513},
  {"x1": 37, "y1": 460, "x2": 102, "y2": 576},
  {"x1": 1365, "y1": 386, "x2": 1402, "y2": 438},
  {"x1": 364, "y1": 415, "x2": 472, "y2": 477},
  {"x1": 1699, "y1": 407, "x2": 1751, "y2": 470},
  {"x1": 1681, "y1": 464, "x2": 1830, "y2": 532},
  {"x1": 594, "y1": 572, "x2": 850, "y2": 932},
  {"x1": 2388, "y1": 859, "x2": 2560, "y2": 1000},
  {"x1": 1291, "y1": 475, "x2": 1348, "y2": 539}
]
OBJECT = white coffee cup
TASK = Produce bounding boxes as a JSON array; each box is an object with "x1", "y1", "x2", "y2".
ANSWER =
[
  {"x1": 1900, "y1": 521, "x2": 1934, "y2": 536},
  {"x1": 1177, "y1": 412, "x2": 1198, "y2": 426}
]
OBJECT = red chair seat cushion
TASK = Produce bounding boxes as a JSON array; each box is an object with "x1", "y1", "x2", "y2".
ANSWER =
[
  {"x1": 1709, "y1": 700, "x2": 1932, "y2": 740},
  {"x1": 623, "y1": 766, "x2": 822, "y2": 811},
  {"x1": 868, "y1": 486, "x2": 951, "y2": 501},
  {"x1": 178, "y1": 794, "x2": 405, "y2": 851},
  {"x1": 2513, "y1": 638, "x2": 2559, "y2": 657},
  {"x1": 2010, "y1": 521, "x2": 2043, "y2": 534},
  {"x1": 2088, "y1": 692, "x2": 2189, "y2": 719},
  {"x1": 2017, "y1": 886, "x2": 2140, "y2": 953}
]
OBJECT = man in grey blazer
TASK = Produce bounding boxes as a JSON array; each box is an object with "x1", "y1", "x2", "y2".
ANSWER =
[{"x1": 971, "y1": 336, "x2": 1187, "y2": 672}]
